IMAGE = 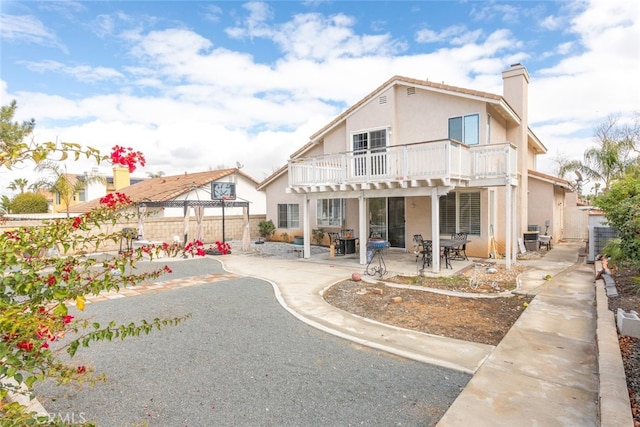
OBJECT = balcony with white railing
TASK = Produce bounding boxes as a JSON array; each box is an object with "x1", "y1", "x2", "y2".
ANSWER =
[{"x1": 287, "y1": 139, "x2": 518, "y2": 193}]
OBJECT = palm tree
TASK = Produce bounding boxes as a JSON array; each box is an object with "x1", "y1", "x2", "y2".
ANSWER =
[
  {"x1": 34, "y1": 161, "x2": 104, "y2": 218},
  {"x1": 0, "y1": 195, "x2": 11, "y2": 215},
  {"x1": 8, "y1": 178, "x2": 29, "y2": 194},
  {"x1": 559, "y1": 116, "x2": 639, "y2": 193}
]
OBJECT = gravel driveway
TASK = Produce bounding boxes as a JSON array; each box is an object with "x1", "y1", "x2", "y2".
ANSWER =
[{"x1": 35, "y1": 258, "x2": 469, "y2": 426}]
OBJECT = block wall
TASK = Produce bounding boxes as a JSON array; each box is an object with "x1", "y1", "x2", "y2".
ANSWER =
[{"x1": 1, "y1": 215, "x2": 266, "y2": 254}]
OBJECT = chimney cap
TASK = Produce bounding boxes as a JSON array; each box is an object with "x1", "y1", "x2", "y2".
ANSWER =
[{"x1": 510, "y1": 62, "x2": 522, "y2": 67}]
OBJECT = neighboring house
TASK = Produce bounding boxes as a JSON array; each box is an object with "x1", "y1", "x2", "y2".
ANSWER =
[
  {"x1": 258, "y1": 63, "x2": 572, "y2": 270},
  {"x1": 68, "y1": 167, "x2": 265, "y2": 220},
  {"x1": 527, "y1": 169, "x2": 573, "y2": 241},
  {"x1": 49, "y1": 167, "x2": 145, "y2": 213}
]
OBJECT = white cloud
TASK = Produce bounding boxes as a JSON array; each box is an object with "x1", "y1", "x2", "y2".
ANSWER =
[
  {"x1": 0, "y1": 14, "x2": 67, "y2": 52},
  {"x1": 530, "y1": 0, "x2": 640, "y2": 127},
  {"x1": 3, "y1": 0, "x2": 638, "y2": 191},
  {"x1": 415, "y1": 25, "x2": 476, "y2": 45},
  {"x1": 20, "y1": 60, "x2": 125, "y2": 83}
]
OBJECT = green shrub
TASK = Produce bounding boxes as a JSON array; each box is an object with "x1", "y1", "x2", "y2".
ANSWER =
[
  {"x1": 258, "y1": 219, "x2": 276, "y2": 240},
  {"x1": 10, "y1": 192, "x2": 48, "y2": 213},
  {"x1": 312, "y1": 228, "x2": 325, "y2": 245}
]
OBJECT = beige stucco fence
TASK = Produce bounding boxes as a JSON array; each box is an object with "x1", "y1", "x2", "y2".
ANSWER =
[{"x1": 1, "y1": 215, "x2": 266, "y2": 255}]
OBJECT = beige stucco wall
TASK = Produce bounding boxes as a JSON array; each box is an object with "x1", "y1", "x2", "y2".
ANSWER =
[
  {"x1": 345, "y1": 87, "x2": 395, "y2": 148},
  {"x1": 263, "y1": 172, "x2": 306, "y2": 241},
  {"x1": 528, "y1": 177, "x2": 568, "y2": 242},
  {"x1": 394, "y1": 88, "x2": 488, "y2": 145}
]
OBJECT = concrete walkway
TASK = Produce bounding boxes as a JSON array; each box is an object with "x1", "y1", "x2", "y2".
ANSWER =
[{"x1": 221, "y1": 241, "x2": 628, "y2": 426}]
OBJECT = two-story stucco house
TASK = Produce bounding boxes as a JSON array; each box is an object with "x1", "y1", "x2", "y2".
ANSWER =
[{"x1": 258, "y1": 63, "x2": 571, "y2": 271}]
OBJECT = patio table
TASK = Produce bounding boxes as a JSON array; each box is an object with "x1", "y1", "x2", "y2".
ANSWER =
[
  {"x1": 415, "y1": 238, "x2": 470, "y2": 271},
  {"x1": 439, "y1": 239, "x2": 470, "y2": 269}
]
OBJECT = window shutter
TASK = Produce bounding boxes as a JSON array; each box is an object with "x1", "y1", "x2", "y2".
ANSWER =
[
  {"x1": 459, "y1": 193, "x2": 480, "y2": 234},
  {"x1": 439, "y1": 193, "x2": 456, "y2": 234}
]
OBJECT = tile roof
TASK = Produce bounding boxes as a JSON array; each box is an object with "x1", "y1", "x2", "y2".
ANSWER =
[{"x1": 68, "y1": 168, "x2": 249, "y2": 213}]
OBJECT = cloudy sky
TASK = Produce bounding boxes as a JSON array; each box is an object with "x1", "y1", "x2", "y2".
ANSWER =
[{"x1": 1, "y1": 0, "x2": 638, "y2": 194}]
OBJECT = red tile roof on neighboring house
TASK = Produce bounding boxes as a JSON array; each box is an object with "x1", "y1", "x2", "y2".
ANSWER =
[{"x1": 68, "y1": 168, "x2": 255, "y2": 213}]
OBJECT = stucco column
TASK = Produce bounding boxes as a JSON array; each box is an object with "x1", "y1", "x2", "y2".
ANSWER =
[
  {"x1": 431, "y1": 187, "x2": 441, "y2": 273},
  {"x1": 358, "y1": 194, "x2": 367, "y2": 265},
  {"x1": 303, "y1": 194, "x2": 310, "y2": 258},
  {"x1": 505, "y1": 182, "x2": 512, "y2": 269},
  {"x1": 512, "y1": 184, "x2": 518, "y2": 266}
]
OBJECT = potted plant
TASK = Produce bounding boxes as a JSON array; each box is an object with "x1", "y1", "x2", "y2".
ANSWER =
[
  {"x1": 312, "y1": 228, "x2": 325, "y2": 246},
  {"x1": 257, "y1": 219, "x2": 275, "y2": 244}
]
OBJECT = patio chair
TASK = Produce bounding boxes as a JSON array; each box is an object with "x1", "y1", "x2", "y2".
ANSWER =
[
  {"x1": 413, "y1": 234, "x2": 432, "y2": 270},
  {"x1": 449, "y1": 232, "x2": 468, "y2": 261},
  {"x1": 327, "y1": 231, "x2": 343, "y2": 255},
  {"x1": 538, "y1": 234, "x2": 552, "y2": 250}
]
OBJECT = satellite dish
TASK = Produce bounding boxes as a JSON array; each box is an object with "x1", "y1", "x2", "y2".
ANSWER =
[{"x1": 575, "y1": 171, "x2": 583, "y2": 181}]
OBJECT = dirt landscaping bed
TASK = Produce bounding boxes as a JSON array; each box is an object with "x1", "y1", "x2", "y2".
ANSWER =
[
  {"x1": 324, "y1": 258, "x2": 639, "y2": 424},
  {"x1": 323, "y1": 261, "x2": 532, "y2": 346}
]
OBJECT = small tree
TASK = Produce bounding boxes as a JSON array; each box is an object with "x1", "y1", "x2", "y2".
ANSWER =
[
  {"x1": 10, "y1": 192, "x2": 48, "y2": 213},
  {"x1": 595, "y1": 165, "x2": 640, "y2": 269},
  {"x1": 33, "y1": 161, "x2": 105, "y2": 218},
  {"x1": 258, "y1": 219, "x2": 276, "y2": 241},
  {"x1": 559, "y1": 115, "x2": 639, "y2": 194},
  {"x1": 8, "y1": 178, "x2": 30, "y2": 194},
  {"x1": 0, "y1": 195, "x2": 12, "y2": 215}
]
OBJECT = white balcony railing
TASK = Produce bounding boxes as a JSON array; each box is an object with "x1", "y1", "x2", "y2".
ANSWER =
[{"x1": 288, "y1": 139, "x2": 517, "y2": 190}]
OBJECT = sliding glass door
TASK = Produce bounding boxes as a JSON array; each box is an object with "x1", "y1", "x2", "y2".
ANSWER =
[{"x1": 368, "y1": 197, "x2": 405, "y2": 248}]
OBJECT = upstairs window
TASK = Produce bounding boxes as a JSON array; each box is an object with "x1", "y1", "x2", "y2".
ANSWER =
[
  {"x1": 448, "y1": 114, "x2": 479, "y2": 145},
  {"x1": 352, "y1": 128, "x2": 388, "y2": 176}
]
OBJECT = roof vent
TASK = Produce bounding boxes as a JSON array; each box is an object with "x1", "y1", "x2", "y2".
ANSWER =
[
  {"x1": 407, "y1": 87, "x2": 416, "y2": 96},
  {"x1": 379, "y1": 95, "x2": 387, "y2": 104}
]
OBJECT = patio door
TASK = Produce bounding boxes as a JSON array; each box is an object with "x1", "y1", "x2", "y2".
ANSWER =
[
  {"x1": 368, "y1": 197, "x2": 405, "y2": 248},
  {"x1": 388, "y1": 197, "x2": 405, "y2": 248}
]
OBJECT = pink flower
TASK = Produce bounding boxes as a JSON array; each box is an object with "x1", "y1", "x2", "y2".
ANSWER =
[
  {"x1": 99, "y1": 192, "x2": 132, "y2": 209},
  {"x1": 72, "y1": 216, "x2": 82, "y2": 229},
  {"x1": 111, "y1": 145, "x2": 146, "y2": 172},
  {"x1": 17, "y1": 340, "x2": 33, "y2": 351}
]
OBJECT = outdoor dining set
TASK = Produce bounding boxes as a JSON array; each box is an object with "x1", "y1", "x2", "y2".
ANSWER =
[{"x1": 413, "y1": 233, "x2": 470, "y2": 272}]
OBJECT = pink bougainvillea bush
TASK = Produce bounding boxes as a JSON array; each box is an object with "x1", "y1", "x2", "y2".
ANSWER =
[{"x1": 0, "y1": 101, "x2": 195, "y2": 423}]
